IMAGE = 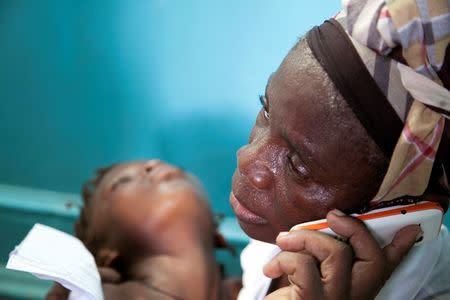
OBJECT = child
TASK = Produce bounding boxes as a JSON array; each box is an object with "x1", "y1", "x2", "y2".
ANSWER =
[
  {"x1": 46, "y1": 159, "x2": 236, "y2": 300},
  {"x1": 232, "y1": 0, "x2": 450, "y2": 299}
]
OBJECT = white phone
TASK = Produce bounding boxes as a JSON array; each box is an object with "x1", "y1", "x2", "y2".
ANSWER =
[{"x1": 290, "y1": 201, "x2": 444, "y2": 247}]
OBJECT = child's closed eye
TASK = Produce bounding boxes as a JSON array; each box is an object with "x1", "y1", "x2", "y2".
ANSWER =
[{"x1": 111, "y1": 176, "x2": 134, "y2": 191}]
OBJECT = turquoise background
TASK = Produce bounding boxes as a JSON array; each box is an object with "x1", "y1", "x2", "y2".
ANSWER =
[
  {"x1": 0, "y1": 0, "x2": 340, "y2": 216},
  {"x1": 0, "y1": 1, "x2": 342, "y2": 298},
  {"x1": 2, "y1": 1, "x2": 448, "y2": 299}
]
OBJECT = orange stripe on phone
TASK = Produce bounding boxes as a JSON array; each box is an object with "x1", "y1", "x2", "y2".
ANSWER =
[{"x1": 291, "y1": 201, "x2": 443, "y2": 231}]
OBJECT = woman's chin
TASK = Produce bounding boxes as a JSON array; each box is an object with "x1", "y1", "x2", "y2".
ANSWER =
[{"x1": 237, "y1": 221, "x2": 277, "y2": 244}]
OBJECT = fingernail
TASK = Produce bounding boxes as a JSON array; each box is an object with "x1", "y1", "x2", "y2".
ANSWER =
[
  {"x1": 277, "y1": 231, "x2": 289, "y2": 239},
  {"x1": 331, "y1": 209, "x2": 346, "y2": 217}
]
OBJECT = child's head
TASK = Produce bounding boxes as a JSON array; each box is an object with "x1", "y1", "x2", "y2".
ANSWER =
[
  {"x1": 231, "y1": 38, "x2": 388, "y2": 243},
  {"x1": 76, "y1": 160, "x2": 215, "y2": 263}
]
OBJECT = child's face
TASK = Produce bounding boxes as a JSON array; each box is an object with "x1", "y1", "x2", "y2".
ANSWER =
[
  {"x1": 88, "y1": 160, "x2": 212, "y2": 253},
  {"x1": 231, "y1": 45, "x2": 381, "y2": 243}
]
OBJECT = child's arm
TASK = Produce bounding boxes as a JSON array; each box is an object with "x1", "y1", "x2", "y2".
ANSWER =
[
  {"x1": 221, "y1": 277, "x2": 242, "y2": 300},
  {"x1": 102, "y1": 281, "x2": 174, "y2": 300},
  {"x1": 44, "y1": 266, "x2": 121, "y2": 300},
  {"x1": 45, "y1": 283, "x2": 70, "y2": 300}
]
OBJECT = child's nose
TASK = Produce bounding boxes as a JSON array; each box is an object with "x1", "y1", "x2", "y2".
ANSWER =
[
  {"x1": 237, "y1": 144, "x2": 273, "y2": 190},
  {"x1": 144, "y1": 159, "x2": 162, "y2": 173}
]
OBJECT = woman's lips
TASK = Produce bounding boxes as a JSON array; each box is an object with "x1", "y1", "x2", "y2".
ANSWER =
[{"x1": 230, "y1": 193, "x2": 268, "y2": 225}]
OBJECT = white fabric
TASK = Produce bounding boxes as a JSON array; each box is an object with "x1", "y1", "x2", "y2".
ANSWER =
[
  {"x1": 237, "y1": 239, "x2": 281, "y2": 300},
  {"x1": 238, "y1": 226, "x2": 450, "y2": 300},
  {"x1": 6, "y1": 224, "x2": 103, "y2": 300}
]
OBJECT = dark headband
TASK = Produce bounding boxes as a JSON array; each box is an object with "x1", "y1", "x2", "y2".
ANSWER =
[{"x1": 306, "y1": 19, "x2": 403, "y2": 158}]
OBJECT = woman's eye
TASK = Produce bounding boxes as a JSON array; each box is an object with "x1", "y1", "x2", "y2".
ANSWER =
[
  {"x1": 288, "y1": 153, "x2": 309, "y2": 180},
  {"x1": 259, "y1": 95, "x2": 270, "y2": 120}
]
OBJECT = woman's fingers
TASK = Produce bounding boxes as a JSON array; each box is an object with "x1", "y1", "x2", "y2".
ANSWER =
[
  {"x1": 275, "y1": 229, "x2": 353, "y2": 263},
  {"x1": 270, "y1": 210, "x2": 421, "y2": 299},
  {"x1": 327, "y1": 209, "x2": 421, "y2": 299},
  {"x1": 327, "y1": 210, "x2": 421, "y2": 268},
  {"x1": 263, "y1": 251, "x2": 323, "y2": 299},
  {"x1": 327, "y1": 210, "x2": 383, "y2": 263},
  {"x1": 275, "y1": 229, "x2": 354, "y2": 277},
  {"x1": 326, "y1": 210, "x2": 387, "y2": 298},
  {"x1": 273, "y1": 229, "x2": 353, "y2": 299},
  {"x1": 263, "y1": 287, "x2": 291, "y2": 300},
  {"x1": 383, "y1": 224, "x2": 422, "y2": 275}
]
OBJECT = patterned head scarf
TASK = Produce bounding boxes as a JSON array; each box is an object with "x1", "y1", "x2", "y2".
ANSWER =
[{"x1": 306, "y1": 0, "x2": 450, "y2": 209}]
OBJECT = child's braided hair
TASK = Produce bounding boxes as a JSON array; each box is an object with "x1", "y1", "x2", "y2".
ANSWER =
[{"x1": 74, "y1": 165, "x2": 115, "y2": 253}]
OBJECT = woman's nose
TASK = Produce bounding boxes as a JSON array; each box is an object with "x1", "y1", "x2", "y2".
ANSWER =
[{"x1": 237, "y1": 144, "x2": 273, "y2": 190}]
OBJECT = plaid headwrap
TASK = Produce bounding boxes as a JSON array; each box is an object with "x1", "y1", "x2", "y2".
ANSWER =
[
  {"x1": 343, "y1": 0, "x2": 450, "y2": 205},
  {"x1": 307, "y1": 0, "x2": 450, "y2": 207}
]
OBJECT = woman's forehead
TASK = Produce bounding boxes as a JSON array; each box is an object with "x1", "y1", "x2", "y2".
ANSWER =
[
  {"x1": 265, "y1": 46, "x2": 364, "y2": 171},
  {"x1": 268, "y1": 59, "x2": 333, "y2": 134}
]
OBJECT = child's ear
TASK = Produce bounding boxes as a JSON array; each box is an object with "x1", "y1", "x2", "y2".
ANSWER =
[
  {"x1": 214, "y1": 230, "x2": 236, "y2": 256},
  {"x1": 95, "y1": 248, "x2": 122, "y2": 284},
  {"x1": 95, "y1": 248, "x2": 120, "y2": 268}
]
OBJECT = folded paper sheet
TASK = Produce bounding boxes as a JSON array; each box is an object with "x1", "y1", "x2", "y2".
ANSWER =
[{"x1": 6, "y1": 223, "x2": 103, "y2": 300}]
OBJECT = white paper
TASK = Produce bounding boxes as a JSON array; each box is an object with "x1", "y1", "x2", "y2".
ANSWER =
[{"x1": 6, "y1": 223, "x2": 104, "y2": 300}]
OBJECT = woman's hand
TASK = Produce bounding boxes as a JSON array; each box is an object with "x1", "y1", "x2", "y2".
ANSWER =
[{"x1": 263, "y1": 209, "x2": 421, "y2": 300}]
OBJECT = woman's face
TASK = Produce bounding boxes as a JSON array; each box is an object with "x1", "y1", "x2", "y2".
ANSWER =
[
  {"x1": 89, "y1": 160, "x2": 212, "y2": 253},
  {"x1": 231, "y1": 44, "x2": 381, "y2": 243}
]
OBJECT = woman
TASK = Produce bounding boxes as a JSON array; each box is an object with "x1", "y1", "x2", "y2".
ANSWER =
[{"x1": 232, "y1": 0, "x2": 450, "y2": 299}]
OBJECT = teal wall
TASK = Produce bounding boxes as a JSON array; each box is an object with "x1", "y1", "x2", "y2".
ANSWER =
[{"x1": 0, "y1": 1, "x2": 341, "y2": 215}]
